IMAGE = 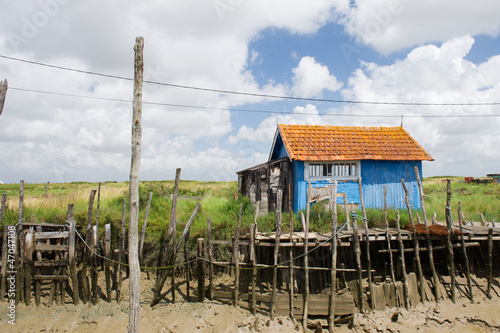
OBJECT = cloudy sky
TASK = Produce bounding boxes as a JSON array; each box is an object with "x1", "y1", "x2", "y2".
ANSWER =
[{"x1": 0, "y1": 0, "x2": 499, "y2": 184}]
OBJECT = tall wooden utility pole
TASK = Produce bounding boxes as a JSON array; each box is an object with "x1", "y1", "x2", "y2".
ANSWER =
[
  {"x1": 0, "y1": 79, "x2": 7, "y2": 116},
  {"x1": 128, "y1": 36, "x2": 144, "y2": 333}
]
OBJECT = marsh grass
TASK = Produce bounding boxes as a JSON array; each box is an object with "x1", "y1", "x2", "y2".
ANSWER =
[{"x1": 0, "y1": 177, "x2": 498, "y2": 252}]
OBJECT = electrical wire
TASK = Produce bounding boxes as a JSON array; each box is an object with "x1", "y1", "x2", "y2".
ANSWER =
[
  {"x1": 9, "y1": 86, "x2": 500, "y2": 118},
  {"x1": 2, "y1": 54, "x2": 500, "y2": 107}
]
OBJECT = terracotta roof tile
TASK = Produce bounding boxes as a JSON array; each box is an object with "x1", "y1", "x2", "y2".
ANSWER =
[{"x1": 278, "y1": 124, "x2": 433, "y2": 161}]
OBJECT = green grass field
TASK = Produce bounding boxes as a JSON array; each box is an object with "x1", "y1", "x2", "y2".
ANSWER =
[{"x1": 0, "y1": 177, "x2": 498, "y2": 252}]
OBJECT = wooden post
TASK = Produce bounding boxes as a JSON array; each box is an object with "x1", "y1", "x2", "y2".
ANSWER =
[
  {"x1": 395, "y1": 211, "x2": 410, "y2": 309},
  {"x1": 91, "y1": 225, "x2": 98, "y2": 305},
  {"x1": 361, "y1": 204, "x2": 373, "y2": 309},
  {"x1": 128, "y1": 36, "x2": 144, "y2": 333},
  {"x1": 184, "y1": 227, "x2": 191, "y2": 300},
  {"x1": 207, "y1": 218, "x2": 214, "y2": 301},
  {"x1": 480, "y1": 213, "x2": 486, "y2": 226},
  {"x1": 117, "y1": 198, "x2": 126, "y2": 302},
  {"x1": 383, "y1": 185, "x2": 399, "y2": 307},
  {"x1": 271, "y1": 190, "x2": 282, "y2": 318},
  {"x1": 458, "y1": 202, "x2": 473, "y2": 302},
  {"x1": 81, "y1": 189, "x2": 96, "y2": 304},
  {"x1": 104, "y1": 223, "x2": 112, "y2": 302},
  {"x1": 233, "y1": 204, "x2": 243, "y2": 308},
  {"x1": 288, "y1": 183, "x2": 294, "y2": 320},
  {"x1": 302, "y1": 182, "x2": 311, "y2": 331},
  {"x1": 401, "y1": 179, "x2": 424, "y2": 303},
  {"x1": 139, "y1": 191, "x2": 153, "y2": 265},
  {"x1": 0, "y1": 193, "x2": 7, "y2": 299},
  {"x1": 45, "y1": 181, "x2": 49, "y2": 197},
  {"x1": 343, "y1": 193, "x2": 350, "y2": 230},
  {"x1": 487, "y1": 227, "x2": 493, "y2": 299},
  {"x1": 414, "y1": 167, "x2": 440, "y2": 302},
  {"x1": 358, "y1": 177, "x2": 367, "y2": 221},
  {"x1": 249, "y1": 223, "x2": 257, "y2": 315},
  {"x1": 34, "y1": 226, "x2": 42, "y2": 306},
  {"x1": 150, "y1": 203, "x2": 200, "y2": 306},
  {"x1": 352, "y1": 212, "x2": 364, "y2": 313},
  {"x1": 328, "y1": 182, "x2": 338, "y2": 333},
  {"x1": 0, "y1": 78, "x2": 8, "y2": 116},
  {"x1": 96, "y1": 182, "x2": 101, "y2": 232},
  {"x1": 197, "y1": 238, "x2": 205, "y2": 302},
  {"x1": 68, "y1": 210, "x2": 80, "y2": 305},
  {"x1": 445, "y1": 179, "x2": 456, "y2": 303},
  {"x1": 24, "y1": 228, "x2": 33, "y2": 305},
  {"x1": 169, "y1": 168, "x2": 181, "y2": 303},
  {"x1": 17, "y1": 181, "x2": 24, "y2": 304}
]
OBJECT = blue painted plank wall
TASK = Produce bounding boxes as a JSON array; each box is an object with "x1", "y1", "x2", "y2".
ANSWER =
[
  {"x1": 292, "y1": 160, "x2": 423, "y2": 212},
  {"x1": 361, "y1": 160, "x2": 422, "y2": 210}
]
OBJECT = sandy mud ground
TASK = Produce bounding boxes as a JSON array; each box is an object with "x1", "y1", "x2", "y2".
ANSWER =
[{"x1": 1, "y1": 272, "x2": 500, "y2": 332}]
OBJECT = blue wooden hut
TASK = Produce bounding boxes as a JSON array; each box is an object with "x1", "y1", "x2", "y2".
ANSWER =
[{"x1": 237, "y1": 124, "x2": 433, "y2": 214}]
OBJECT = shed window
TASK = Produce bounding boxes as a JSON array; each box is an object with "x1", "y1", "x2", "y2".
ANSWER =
[{"x1": 307, "y1": 161, "x2": 359, "y2": 179}]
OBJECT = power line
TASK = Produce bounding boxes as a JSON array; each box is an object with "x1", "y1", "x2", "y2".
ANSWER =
[
  {"x1": 9, "y1": 86, "x2": 500, "y2": 118},
  {"x1": 2, "y1": 54, "x2": 500, "y2": 107}
]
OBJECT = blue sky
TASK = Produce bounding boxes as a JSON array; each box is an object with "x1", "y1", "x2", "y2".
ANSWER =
[{"x1": 0, "y1": 1, "x2": 499, "y2": 184}]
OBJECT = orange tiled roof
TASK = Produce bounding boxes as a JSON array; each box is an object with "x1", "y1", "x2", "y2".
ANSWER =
[{"x1": 278, "y1": 124, "x2": 433, "y2": 161}]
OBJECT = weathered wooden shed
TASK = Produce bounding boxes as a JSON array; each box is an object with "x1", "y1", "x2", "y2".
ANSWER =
[{"x1": 238, "y1": 124, "x2": 433, "y2": 212}]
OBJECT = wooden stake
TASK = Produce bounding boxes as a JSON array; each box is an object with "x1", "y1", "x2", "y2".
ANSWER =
[
  {"x1": 167, "y1": 168, "x2": 181, "y2": 303},
  {"x1": 96, "y1": 182, "x2": 101, "y2": 232},
  {"x1": 383, "y1": 185, "x2": 399, "y2": 307},
  {"x1": 24, "y1": 228, "x2": 33, "y2": 305},
  {"x1": 91, "y1": 225, "x2": 98, "y2": 304},
  {"x1": 104, "y1": 223, "x2": 112, "y2": 302},
  {"x1": 480, "y1": 213, "x2": 486, "y2": 226},
  {"x1": 0, "y1": 194, "x2": 7, "y2": 300},
  {"x1": 487, "y1": 227, "x2": 493, "y2": 299},
  {"x1": 197, "y1": 238, "x2": 205, "y2": 302},
  {"x1": 458, "y1": 201, "x2": 473, "y2": 302},
  {"x1": 34, "y1": 226, "x2": 42, "y2": 306},
  {"x1": 81, "y1": 189, "x2": 96, "y2": 304},
  {"x1": 271, "y1": 190, "x2": 282, "y2": 318},
  {"x1": 302, "y1": 182, "x2": 311, "y2": 331},
  {"x1": 0, "y1": 78, "x2": 7, "y2": 116},
  {"x1": 207, "y1": 218, "x2": 214, "y2": 301},
  {"x1": 328, "y1": 182, "x2": 338, "y2": 333},
  {"x1": 117, "y1": 198, "x2": 126, "y2": 302},
  {"x1": 361, "y1": 202, "x2": 373, "y2": 309},
  {"x1": 233, "y1": 204, "x2": 243, "y2": 308},
  {"x1": 414, "y1": 167, "x2": 439, "y2": 302},
  {"x1": 288, "y1": 182, "x2": 294, "y2": 321},
  {"x1": 401, "y1": 179, "x2": 424, "y2": 303},
  {"x1": 184, "y1": 227, "x2": 191, "y2": 300},
  {"x1": 352, "y1": 212, "x2": 364, "y2": 313},
  {"x1": 445, "y1": 179, "x2": 456, "y2": 303},
  {"x1": 249, "y1": 223, "x2": 257, "y2": 315},
  {"x1": 139, "y1": 191, "x2": 153, "y2": 265},
  {"x1": 67, "y1": 204, "x2": 79, "y2": 305},
  {"x1": 395, "y1": 211, "x2": 410, "y2": 309},
  {"x1": 151, "y1": 203, "x2": 200, "y2": 306}
]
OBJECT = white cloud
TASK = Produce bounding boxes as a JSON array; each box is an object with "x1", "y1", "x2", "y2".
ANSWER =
[
  {"x1": 228, "y1": 104, "x2": 326, "y2": 145},
  {"x1": 339, "y1": 36, "x2": 500, "y2": 176},
  {"x1": 291, "y1": 56, "x2": 343, "y2": 97},
  {"x1": 237, "y1": 36, "x2": 500, "y2": 177},
  {"x1": 340, "y1": 0, "x2": 500, "y2": 53}
]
